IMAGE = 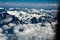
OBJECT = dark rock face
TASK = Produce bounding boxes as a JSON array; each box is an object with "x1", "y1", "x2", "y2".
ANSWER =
[
  {"x1": 19, "y1": 28, "x2": 24, "y2": 32},
  {"x1": 2, "y1": 27, "x2": 14, "y2": 34},
  {"x1": 30, "y1": 17, "x2": 38, "y2": 24},
  {"x1": 39, "y1": 16, "x2": 47, "y2": 23},
  {"x1": 0, "y1": 9, "x2": 6, "y2": 13}
]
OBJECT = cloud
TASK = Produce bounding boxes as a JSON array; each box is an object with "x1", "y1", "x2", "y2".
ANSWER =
[{"x1": 0, "y1": 2, "x2": 59, "y2": 7}]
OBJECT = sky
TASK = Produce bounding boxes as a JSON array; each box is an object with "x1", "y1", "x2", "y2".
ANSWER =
[
  {"x1": 0, "y1": 0, "x2": 59, "y2": 9},
  {"x1": 0, "y1": 0, "x2": 58, "y2": 4}
]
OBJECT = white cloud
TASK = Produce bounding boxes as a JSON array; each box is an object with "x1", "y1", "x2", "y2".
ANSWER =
[
  {"x1": 0, "y1": 28, "x2": 3, "y2": 33},
  {"x1": 0, "y1": 3, "x2": 58, "y2": 7},
  {"x1": 2, "y1": 25, "x2": 10, "y2": 29}
]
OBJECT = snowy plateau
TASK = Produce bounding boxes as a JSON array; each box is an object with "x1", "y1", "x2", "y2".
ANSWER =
[{"x1": 0, "y1": 8, "x2": 58, "y2": 40}]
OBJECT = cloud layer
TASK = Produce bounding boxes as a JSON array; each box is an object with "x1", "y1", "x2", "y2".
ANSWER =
[{"x1": 0, "y1": 3, "x2": 59, "y2": 7}]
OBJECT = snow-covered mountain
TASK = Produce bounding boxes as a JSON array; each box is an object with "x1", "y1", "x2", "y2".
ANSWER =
[{"x1": 0, "y1": 8, "x2": 58, "y2": 40}]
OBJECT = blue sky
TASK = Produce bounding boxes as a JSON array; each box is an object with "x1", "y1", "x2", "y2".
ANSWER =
[{"x1": 0, "y1": 0, "x2": 58, "y2": 4}]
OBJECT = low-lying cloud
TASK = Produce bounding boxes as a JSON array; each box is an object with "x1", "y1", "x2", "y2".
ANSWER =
[{"x1": 0, "y1": 3, "x2": 59, "y2": 7}]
